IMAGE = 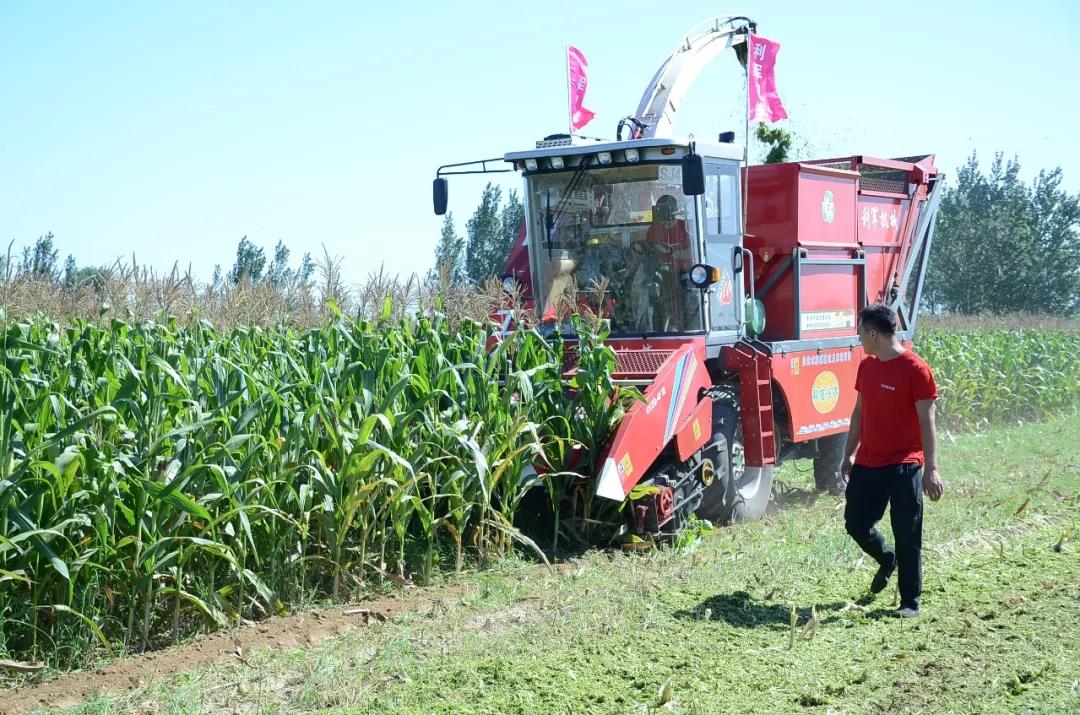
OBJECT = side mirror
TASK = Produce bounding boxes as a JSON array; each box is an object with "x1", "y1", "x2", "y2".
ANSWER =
[
  {"x1": 682, "y1": 152, "x2": 705, "y2": 196},
  {"x1": 433, "y1": 177, "x2": 449, "y2": 215}
]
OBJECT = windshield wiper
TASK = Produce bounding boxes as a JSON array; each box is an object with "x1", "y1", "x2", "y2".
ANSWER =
[
  {"x1": 544, "y1": 155, "x2": 594, "y2": 255},
  {"x1": 545, "y1": 190, "x2": 553, "y2": 260}
]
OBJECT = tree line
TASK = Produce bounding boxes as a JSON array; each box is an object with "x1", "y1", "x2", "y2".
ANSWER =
[
  {"x1": 924, "y1": 153, "x2": 1079, "y2": 315},
  {"x1": 431, "y1": 184, "x2": 524, "y2": 287}
]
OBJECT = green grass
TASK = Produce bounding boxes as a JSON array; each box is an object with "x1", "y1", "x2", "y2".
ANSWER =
[{"x1": 53, "y1": 415, "x2": 1080, "y2": 715}]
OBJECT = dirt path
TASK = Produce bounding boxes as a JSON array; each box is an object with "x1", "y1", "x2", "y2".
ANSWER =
[
  {"x1": 0, "y1": 584, "x2": 468, "y2": 715},
  {"x1": 1, "y1": 555, "x2": 571, "y2": 715}
]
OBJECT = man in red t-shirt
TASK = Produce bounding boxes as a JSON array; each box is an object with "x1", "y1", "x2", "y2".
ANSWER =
[{"x1": 840, "y1": 304, "x2": 945, "y2": 618}]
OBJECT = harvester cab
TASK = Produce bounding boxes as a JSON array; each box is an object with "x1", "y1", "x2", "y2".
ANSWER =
[
  {"x1": 503, "y1": 135, "x2": 746, "y2": 341},
  {"x1": 432, "y1": 16, "x2": 942, "y2": 534}
]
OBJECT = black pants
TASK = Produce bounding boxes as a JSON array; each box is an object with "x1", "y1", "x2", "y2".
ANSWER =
[{"x1": 844, "y1": 463, "x2": 923, "y2": 609}]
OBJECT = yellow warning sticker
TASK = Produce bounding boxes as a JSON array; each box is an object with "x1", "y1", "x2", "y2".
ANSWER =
[
  {"x1": 619, "y1": 453, "x2": 634, "y2": 479},
  {"x1": 692, "y1": 419, "x2": 702, "y2": 441}
]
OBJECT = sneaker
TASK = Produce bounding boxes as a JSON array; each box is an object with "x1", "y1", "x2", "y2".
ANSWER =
[
  {"x1": 870, "y1": 558, "x2": 896, "y2": 594},
  {"x1": 895, "y1": 606, "x2": 920, "y2": 618}
]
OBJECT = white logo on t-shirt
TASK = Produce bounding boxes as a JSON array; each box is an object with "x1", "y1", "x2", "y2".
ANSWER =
[{"x1": 880, "y1": 384, "x2": 896, "y2": 391}]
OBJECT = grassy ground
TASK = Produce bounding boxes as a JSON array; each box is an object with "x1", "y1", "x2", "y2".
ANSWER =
[{"x1": 50, "y1": 416, "x2": 1080, "y2": 714}]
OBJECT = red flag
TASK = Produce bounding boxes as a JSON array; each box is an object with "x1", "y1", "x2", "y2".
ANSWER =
[
  {"x1": 567, "y1": 45, "x2": 595, "y2": 132},
  {"x1": 747, "y1": 33, "x2": 788, "y2": 124}
]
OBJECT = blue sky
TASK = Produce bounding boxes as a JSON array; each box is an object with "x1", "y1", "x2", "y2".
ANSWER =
[{"x1": 2, "y1": 0, "x2": 1077, "y2": 282}]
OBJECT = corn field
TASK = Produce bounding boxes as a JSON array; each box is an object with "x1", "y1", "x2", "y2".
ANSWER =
[
  {"x1": 915, "y1": 329, "x2": 1080, "y2": 429},
  {"x1": 0, "y1": 310, "x2": 629, "y2": 668},
  {"x1": 1, "y1": 304, "x2": 1077, "y2": 670}
]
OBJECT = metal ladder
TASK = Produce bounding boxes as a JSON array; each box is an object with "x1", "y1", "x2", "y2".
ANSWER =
[{"x1": 721, "y1": 339, "x2": 777, "y2": 467}]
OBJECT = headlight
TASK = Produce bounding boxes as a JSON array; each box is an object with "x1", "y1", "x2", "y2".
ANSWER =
[
  {"x1": 689, "y1": 265, "x2": 710, "y2": 287},
  {"x1": 596, "y1": 151, "x2": 612, "y2": 165},
  {"x1": 624, "y1": 148, "x2": 640, "y2": 163},
  {"x1": 524, "y1": 158, "x2": 538, "y2": 171},
  {"x1": 549, "y1": 156, "x2": 565, "y2": 170},
  {"x1": 688, "y1": 263, "x2": 719, "y2": 289}
]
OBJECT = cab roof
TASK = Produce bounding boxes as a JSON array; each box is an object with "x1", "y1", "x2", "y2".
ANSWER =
[{"x1": 504, "y1": 136, "x2": 743, "y2": 164}]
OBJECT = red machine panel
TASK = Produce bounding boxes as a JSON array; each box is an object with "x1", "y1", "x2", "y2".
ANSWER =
[
  {"x1": 794, "y1": 264, "x2": 860, "y2": 339},
  {"x1": 595, "y1": 339, "x2": 712, "y2": 500},
  {"x1": 744, "y1": 164, "x2": 862, "y2": 342},
  {"x1": 857, "y1": 194, "x2": 920, "y2": 306},
  {"x1": 743, "y1": 156, "x2": 938, "y2": 343},
  {"x1": 796, "y1": 171, "x2": 858, "y2": 245},
  {"x1": 772, "y1": 346, "x2": 864, "y2": 441}
]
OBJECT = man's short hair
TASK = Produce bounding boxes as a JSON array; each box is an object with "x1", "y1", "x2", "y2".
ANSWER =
[{"x1": 859, "y1": 303, "x2": 898, "y2": 335}]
